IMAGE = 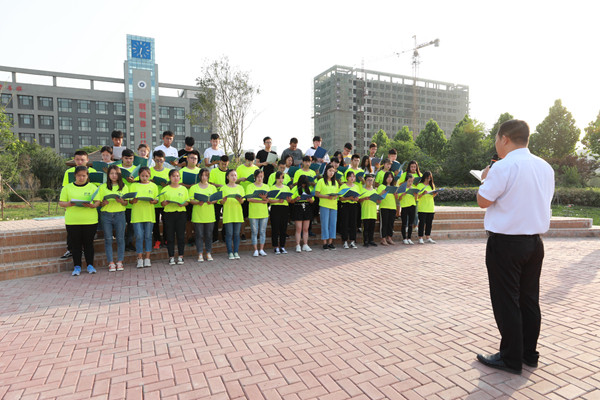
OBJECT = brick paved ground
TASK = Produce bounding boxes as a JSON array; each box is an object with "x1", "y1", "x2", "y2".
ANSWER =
[{"x1": 0, "y1": 237, "x2": 598, "y2": 400}]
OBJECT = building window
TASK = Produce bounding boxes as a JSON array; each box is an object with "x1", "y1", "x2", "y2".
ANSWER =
[
  {"x1": 159, "y1": 106, "x2": 170, "y2": 118},
  {"x1": 39, "y1": 134, "x2": 55, "y2": 147},
  {"x1": 79, "y1": 136, "x2": 92, "y2": 146},
  {"x1": 58, "y1": 98, "x2": 72, "y2": 112},
  {"x1": 38, "y1": 96, "x2": 53, "y2": 110},
  {"x1": 97, "y1": 136, "x2": 111, "y2": 146},
  {"x1": 5, "y1": 113, "x2": 13, "y2": 124},
  {"x1": 114, "y1": 120, "x2": 126, "y2": 130},
  {"x1": 19, "y1": 133, "x2": 35, "y2": 143},
  {"x1": 18, "y1": 95, "x2": 34, "y2": 109},
  {"x1": 96, "y1": 119, "x2": 109, "y2": 132},
  {"x1": 59, "y1": 116, "x2": 73, "y2": 131},
  {"x1": 78, "y1": 100, "x2": 91, "y2": 114},
  {"x1": 113, "y1": 102, "x2": 126, "y2": 116},
  {"x1": 174, "y1": 107, "x2": 185, "y2": 119},
  {"x1": 78, "y1": 118, "x2": 91, "y2": 131},
  {"x1": 174, "y1": 123, "x2": 185, "y2": 135},
  {"x1": 160, "y1": 123, "x2": 170, "y2": 131},
  {"x1": 174, "y1": 140, "x2": 184, "y2": 149},
  {"x1": 1, "y1": 93, "x2": 13, "y2": 108},
  {"x1": 60, "y1": 135, "x2": 74, "y2": 148},
  {"x1": 18, "y1": 114, "x2": 35, "y2": 128},
  {"x1": 39, "y1": 115, "x2": 54, "y2": 129},
  {"x1": 96, "y1": 101, "x2": 108, "y2": 114}
]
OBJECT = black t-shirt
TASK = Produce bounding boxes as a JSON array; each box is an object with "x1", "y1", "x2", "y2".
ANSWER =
[{"x1": 256, "y1": 149, "x2": 278, "y2": 181}]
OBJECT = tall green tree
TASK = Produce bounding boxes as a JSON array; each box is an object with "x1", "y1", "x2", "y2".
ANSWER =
[
  {"x1": 188, "y1": 56, "x2": 259, "y2": 161},
  {"x1": 442, "y1": 115, "x2": 488, "y2": 185},
  {"x1": 394, "y1": 126, "x2": 413, "y2": 142},
  {"x1": 372, "y1": 129, "x2": 391, "y2": 157},
  {"x1": 416, "y1": 119, "x2": 446, "y2": 159},
  {"x1": 582, "y1": 111, "x2": 600, "y2": 159},
  {"x1": 529, "y1": 99, "x2": 580, "y2": 159},
  {"x1": 488, "y1": 112, "x2": 514, "y2": 142}
]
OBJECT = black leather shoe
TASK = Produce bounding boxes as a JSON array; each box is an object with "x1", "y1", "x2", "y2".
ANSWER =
[
  {"x1": 522, "y1": 358, "x2": 538, "y2": 368},
  {"x1": 476, "y1": 353, "x2": 521, "y2": 374}
]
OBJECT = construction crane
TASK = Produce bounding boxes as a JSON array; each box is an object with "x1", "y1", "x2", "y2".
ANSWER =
[{"x1": 396, "y1": 36, "x2": 440, "y2": 138}]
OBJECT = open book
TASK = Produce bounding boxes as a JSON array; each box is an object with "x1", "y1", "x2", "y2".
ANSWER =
[{"x1": 470, "y1": 169, "x2": 484, "y2": 183}]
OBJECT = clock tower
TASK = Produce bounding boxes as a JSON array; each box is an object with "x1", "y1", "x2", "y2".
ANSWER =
[{"x1": 125, "y1": 34, "x2": 157, "y2": 148}]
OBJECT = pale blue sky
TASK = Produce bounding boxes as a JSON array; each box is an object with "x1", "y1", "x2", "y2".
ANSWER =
[{"x1": 2, "y1": 0, "x2": 598, "y2": 152}]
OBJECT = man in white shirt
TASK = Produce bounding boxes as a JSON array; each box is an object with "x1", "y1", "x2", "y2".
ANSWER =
[
  {"x1": 304, "y1": 136, "x2": 330, "y2": 163},
  {"x1": 204, "y1": 133, "x2": 225, "y2": 170},
  {"x1": 476, "y1": 119, "x2": 555, "y2": 375},
  {"x1": 150, "y1": 131, "x2": 178, "y2": 167}
]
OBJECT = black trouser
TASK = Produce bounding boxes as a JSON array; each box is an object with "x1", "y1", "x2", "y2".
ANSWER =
[
  {"x1": 400, "y1": 205, "x2": 416, "y2": 239},
  {"x1": 125, "y1": 208, "x2": 134, "y2": 246},
  {"x1": 362, "y1": 219, "x2": 375, "y2": 244},
  {"x1": 153, "y1": 208, "x2": 166, "y2": 243},
  {"x1": 380, "y1": 208, "x2": 396, "y2": 238},
  {"x1": 485, "y1": 233, "x2": 544, "y2": 370},
  {"x1": 418, "y1": 212, "x2": 435, "y2": 237},
  {"x1": 270, "y1": 205, "x2": 288, "y2": 248},
  {"x1": 213, "y1": 204, "x2": 223, "y2": 241},
  {"x1": 66, "y1": 224, "x2": 97, "y2": 267},
  {"x1": 164, "y1": 212, "x2": 186, "y2": 257},
  {"x1": 339, "y1": 202, "x2": 358, "y2": 242}
]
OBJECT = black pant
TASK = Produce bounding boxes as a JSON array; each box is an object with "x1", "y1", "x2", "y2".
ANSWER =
[
  {"x1": 486, "y1": 233, "x2": 544, "y2": 370},
  {"x1": 153, "y1": 208, "x2": 166, "y2": 243},
  {"x1": 164, "y1": 212, "x2": 186, "y2": 257},
  {"x1": 339, "y1": 202, "x2": 358, "y2": 241},
  {"x1": 270, "y1": 206, "x2": 288, "y2": 248},
  {"x1": 362, "y1": 219, "x2": 375, "y2": 244},
  {"x1": 125, "y1": 208, "x2": 134, "y2": 246},
  {"x1": 66, "y1": 224, "x2": 97, "y2": 267},
  {"x1": 400, "y1": 205, "x2": 416, "y2": 239},
  {"x1": 380, "y1": 208, "x2": 396, "y2": 238},
  {"x1": 213, "y1": 204, "x2": 223, "y2": 241},
  {"x1": 418, "y1": 212, "x2": 435, "y2": 237}
]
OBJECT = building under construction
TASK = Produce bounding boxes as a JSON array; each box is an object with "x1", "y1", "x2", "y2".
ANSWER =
[{"x1": 313, "y1": 65, "x2": 469, "y2": 155}]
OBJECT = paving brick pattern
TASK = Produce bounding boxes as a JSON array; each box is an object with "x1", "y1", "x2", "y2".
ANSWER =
[{"x1": 0, "y1": 237, "x2": 598, "y2": 399}]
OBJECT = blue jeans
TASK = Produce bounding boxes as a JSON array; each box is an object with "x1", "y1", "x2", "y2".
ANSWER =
[
  {"x1": 224, "y1": 222, "x2": 241, "y2": 254},
  {"x1": 133, "y1": 222, "x2": 154, "y2": 254},
  {"x1": 250, "y1": 218, "x2": 268, "y2": 246},
  {"x1": 101, "y1": 211, "x2": 125, "y2": 262},
  {"x1": 320, "y1": 207, "x2": 337, "y2": 240}
]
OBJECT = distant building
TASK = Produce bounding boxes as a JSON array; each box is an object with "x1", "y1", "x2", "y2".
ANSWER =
[
  {"x1": 313, "y1": 65, "x2": 469, "y2": 154},
  {"x1": 0, "y1": 35, "x2": 211, "y2": 158}
]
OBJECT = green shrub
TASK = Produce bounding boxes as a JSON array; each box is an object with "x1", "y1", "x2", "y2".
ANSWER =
[
  {"x1": 38, "y1": 188, "x2": 58, "y2": 201},
  {"x1": 553, "y1": 187, "x2": 600, "y2": 207},
  {"x1": 8, "y1": 190, "x2": 32, "y2": 202},
  {"x1": 436, "y1": 187, "x2": 478, "y2": 203}
]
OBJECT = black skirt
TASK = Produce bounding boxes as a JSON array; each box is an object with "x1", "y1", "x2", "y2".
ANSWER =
[{"x1": 291, "y1": 202, "x2": 313, "y2": 221}]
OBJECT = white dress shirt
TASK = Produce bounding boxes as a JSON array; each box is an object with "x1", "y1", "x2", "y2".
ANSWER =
[{"x1": 478, "y1": 148, "x2": 554, "y2": 235}]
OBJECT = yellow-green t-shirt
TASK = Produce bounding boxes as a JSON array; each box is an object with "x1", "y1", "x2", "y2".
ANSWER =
[
  {"x1": 375, "y1": 169, "x2": 392, "y2": 186},
  {"x1": 236, "y1": 164, "x2": 259, "y2": 192},
  {"x1": 360, "y1": 187, "x2": 378, "y2": 220},
  {"x1": 293, "y1": 168, "x2": 316, "y2": 185},
  {"x1": 189, "y1": 184, "x2": 217, "y2": 223},
  {"x1": 62, "y1": 166, "x2": 97, "y2": 187},
  {"x1": 209, "y1": 167, "x2": 227, "y2": 189},
  {"x1": 340, "y1": 183, "x2": 359, "y2": 204},
  {"x1": 97, "y1": 183, "x2": 129, "y2": 213},
  {"x1": 315, "y1": 178, "x2": 339, "y2": 210},
  {"x1": 161, "y1": 185, "x2": 189, "y2": 213},
  {"x1": 397, "y1": 171, "x2": 421, "y2": 185},
  {"x1": 221, "y1": 185, "x2": 245, "y2": 223},
  {"x1": 269, "y1": 185, "x2": 293, "y2": 206},
  {"x1": 417, "y1": 183, "x2": 435, "y2": 213},
  {"x1": 399, "y1": 185, "x2": 417, "y2": 208},
  {"x1": 179, "y1": 166, "x2": 200, "y2": 186},
  {"x1": 291, "y1": 185, "x2": 313, "y2": 203},
  {"x1": 150, "y1": 167, "x2": 170, "y2": 209},
  {"x1": 131, "y1": 182, "x2": 159, "y2": 223},
  {"x1": 377, "y1": 185, "x2": 397, "y2": 210},
  {"x1": 245, "y1": 183, "x2": 270, "y2": 219},
  {"x1": 60, "y1": 182, "x2": 99, "y2": 225},
  {"x1": 120, "y1": 164, "x2": 138, "y2": 209},
  {"x1": 267, "y1": 172, "x2": 291, "y2": 187}
]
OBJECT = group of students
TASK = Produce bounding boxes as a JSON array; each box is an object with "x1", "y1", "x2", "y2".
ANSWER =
[{"x1": 59, "y1": 130, "x2": 439, "y2": 276}]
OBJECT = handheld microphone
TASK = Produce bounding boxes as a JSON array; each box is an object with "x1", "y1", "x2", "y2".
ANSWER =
[{"x1": 489, "y1": 154, "x2": 499, "y2": 168}]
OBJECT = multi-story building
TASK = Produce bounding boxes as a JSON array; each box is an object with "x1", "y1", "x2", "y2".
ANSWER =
[
  {"x1": 313, "y1": 65, "x2": 469, "y2": 154},
  {"x1": 0, "y1": 35, "x2": 212, "y2": 159}
]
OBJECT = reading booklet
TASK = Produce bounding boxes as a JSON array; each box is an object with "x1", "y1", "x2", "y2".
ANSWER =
[
  {"x1": 92, "y1": 161, "x2": 115, "y2": 172},
  {"x1": 245, "y1": 190, "x2": 268, "y2": 199},
  {"x1": 276, "y1": 191, "x2": 292, "y2": 200},
  {"x1": 341, "y1": 189, "x2": 360, "y2": 199},
  {"x1": 406, "y1": 188, "x2": 420, "y2": 195},
  {"x1": 309, "y1": 163, "x2": 321, "y2": 172},
  {"x1": 287, "y1": 166, "x2": 300, "y2": 179},
  {"x1": 267, "y1": 189, "x2": 281, "y2": 198},
  {"x1": 122, "y1": 192, "x2": 137, "y2": 200},
  {"x1": 71, "y1": 199, "x2": 91, "y2": 207},
  {"x1": 209, "y1": 191, "x2": 223, "y2": 202},
  {"x1": 265, "y1": 152, "x2": 278, "y2": 164},
  {"x1": 193, "y1": 193, "x2": 209, "y2": 202},
  {"x1": 470, "y1": 169, "x2": 484, "y2": 183},
  {"x1": 385, "y1": 185, "x2": 398, "y2": 194},
  {"x1": 151, "y1": 176, "x2": 168, "y2": 186},
  {"x1": 313, "y1": 146, "x2": 327, "y2": 160},
  {"x1": 210, "y1": 154, "x2": 222, "y2": 163},
  {"x1": 120, "y1": 165, "x2": 141, "y2": 179},
  {"x1": 133, "y1": 156, "x2": 148, "y2": 167},
  {"x1": 89, "y1": 172, "x2": 106, "y2": 184},
  {"x1": 182, "y1": 171, "x2": 199, "y2": 186},
  {"x1": 112, "y1": 146, "x2": 125, "y2": 160}
]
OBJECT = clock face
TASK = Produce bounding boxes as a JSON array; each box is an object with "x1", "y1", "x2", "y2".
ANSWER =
[
  {"x1": 131, "y1": 40, "x2": 151, "y2": 60},
  {"x1": 138, "y1": 81, "x2": 147, "y2": 89}
]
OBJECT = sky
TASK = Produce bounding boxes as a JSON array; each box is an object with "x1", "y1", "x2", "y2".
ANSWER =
[{"x1": 1, "y1": 0, "x2": 599, "y2": 153}]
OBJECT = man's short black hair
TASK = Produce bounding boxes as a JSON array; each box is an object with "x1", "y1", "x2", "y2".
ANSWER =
[
  {"x1": 263, "y1": 136, "x2": 272, "y2": 143},
  {"x1": 388, "y1": 148, "x2": 397, "y2": 155},
  {"x1": 111, "y1": 130, "x2": 124, "y2": 139},
  {"x1": 245, "y1": 152, "x2": 255, "y2": 161},
  {"x1": 302, "y1": 155, "x2": 311, "y2": 162},
  {"x1": 153, "y1": 150, "x2": 165, "y2": 158},
  {"x1": 498, "y1": 119, "x2": 530, "y2": 145},
  {"x1": 184, "y1": 136, "x2": 195, "y2": 146},
  {"x1": 290, "y1": 137, "x2": 298, "y2": 144},
  {"x1": 313, "y1": 136, "x2": 322, "y2": 142},
  {"x1": 100, "y1": 146, "x2": 113, "y2": 154},
  {"x1": 122, "y1": 149, "x2": 135, "y2": 158},
  {"x1": 74, "y1": 150, "x2": 88, "y2": 157},
  {"x1": 210, "y1": 133, "x2": 220, "y2": 141},
  {"x1": 187, "y1": 150, "x2": 200, "y2": 158},
  {"x1": 344, "y1": 142, "x2": 353, "y2": 150},
  {"x1": 162, "y1": 131, "x2": 174, "y2": 138},
  {"x1": 220, "y1": 155, "x2": 229, "y2": 162}
]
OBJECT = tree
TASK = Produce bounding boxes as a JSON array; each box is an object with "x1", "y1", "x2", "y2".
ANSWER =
[
  {"x1": 529, "y1": 99, "x2": 580, "y2": 159},
  {"x1": 488, "y1": 112, "x2": 514, "y2": 142},
  {"x1": 188, "y1": 56, "x2": 259, "y2": 161},
  {"x1": 78, "y1": 145, "x2": 102, "y2": 154},
  {"x1": 442, "y1": 115, "x2": 488, "y2": 185},
  {"x1": 394, "y1": 126, "x2": 413, "y2": 142},
  {"x1": 30, "y1": 146, "x2": 67, "y2": 189},
  {"x1": 371, "y1": 129, "x2": 391, "y2": 157},
  {"x1": 582, "y1": 111, "x2": 600, "y2": 159},
  {"x1": 416, "y1": 119, "x2": 446, "y2": 159}
]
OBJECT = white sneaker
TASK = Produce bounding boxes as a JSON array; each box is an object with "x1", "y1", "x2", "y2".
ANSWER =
[
  {"x1": 136, "y1": 258, "x2": 144, "y2": 269},
  {"x1": 427, "y1": 238, "x2": 437, "y2": 244},
  {"x1": 280, "y1": 247, "x2": 287, "y2": 254},
  {"x1": 296, "y1": 244, "x2": 302, "y2": 253},
  {"x1": 169, "y1": 257, "x2": 176, "y2": 265},
  {"x1": 350, "y1": 241, "x2": 357, "y2": 249},
  {"x1": 259, "y1": 249, "x2": 267, "y2": 256},
  {"x1": 418, "y1": 238, "x2": 425, "y2": 244},
  {"x1": 253, "y1": 250, "x2": 259, "y2": 257},
  {"x1": 407, "y1": 239, "x2": 414, "y2": 245},
  {"x1": 206, "y1": 253, "x2": 213, "y2": 261},
  {"x1": 343, "y1": 241, "x2": 349, "y2": 249},
  {"x1": 233, "y1": 252, "x2": 240, "y2": 259},
  {"x1": 198, "y1": 255, "x2": 204, "y2": 262},
  {"x1": 302, "y1": 244, "x2": 312, "y2": 252},
  {"x1": 403, "y1": 239, "x2": 409, "y2": 245},
  {"x1": 144, "y1": 258, "x2": 151, "y2": 267},
  {"x1": 177, "y1": 256, "x2": 184, "y2": 265},
  {"x1": 228, "y1": 253, "x2": 235, "y2": 260},
  {"x1": 274, "y1": 248, "x2": 281, "y2": 255}
]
